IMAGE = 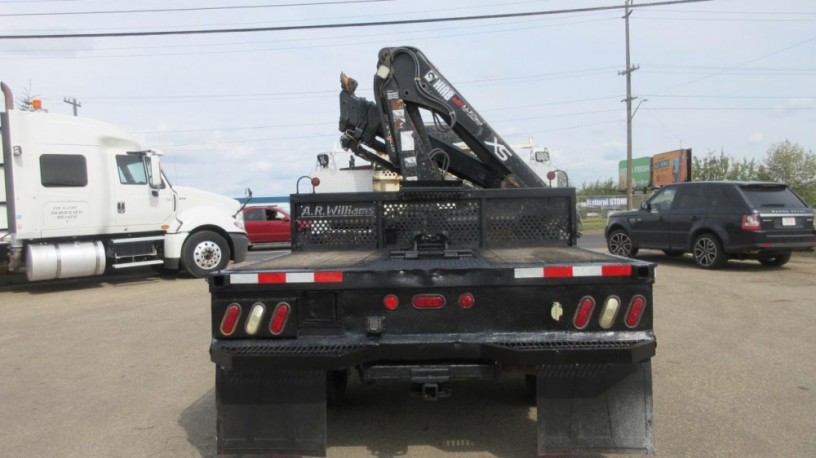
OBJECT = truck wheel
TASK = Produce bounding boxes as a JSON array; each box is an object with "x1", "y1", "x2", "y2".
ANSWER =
[
  {"x1": 692, "y1": 233, "x2": 727, "y2": 269},
  {"x1": 757, "y1": 252, "x2": 791, "y2": 267},
  {"x1": 607, "y1": 229, "x2": 638, "y2": 257},
  {"x1": 182, "y1": 230, "x2": 230, "y2": 277}
]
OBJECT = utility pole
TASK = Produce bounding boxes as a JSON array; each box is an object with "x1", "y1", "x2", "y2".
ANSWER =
[
  {"x1": 63, "y1": 97, "x2": 81, "y2": 116},
  {"x1": 618, "y1": 0, "x2": 639, "y2": 210}
]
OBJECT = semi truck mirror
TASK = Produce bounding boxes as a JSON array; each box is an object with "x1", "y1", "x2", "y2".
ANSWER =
[{"x1": 147, "y1": 156, "x2": 162, "y2": 189}]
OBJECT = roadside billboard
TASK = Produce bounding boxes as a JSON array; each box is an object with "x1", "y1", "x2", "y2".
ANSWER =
[
  {"x1": 652, "y1": 148, "x2": 691, "y2": 187},
  {"x1": 618, "y1": 156, "x2": 652, "y2": 190}
]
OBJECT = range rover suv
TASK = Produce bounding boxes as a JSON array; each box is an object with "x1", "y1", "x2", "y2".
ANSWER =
[{"x1": 605, "y1": 181, "x2": 816, "y2": 269}]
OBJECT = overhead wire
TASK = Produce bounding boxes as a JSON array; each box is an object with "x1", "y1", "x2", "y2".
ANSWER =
[
  {"x1": 1, "y1": 11, "x2": 599, "y2": 54},
  {"x1": 0, "y1": 0, "x2": 394, "y2": 17},
  {"x1": 0, "y1": 16, "x2": 618, "y2": 60},
  {"x1": 0, "y1": 0, "x2": 712, "y2": 39}
]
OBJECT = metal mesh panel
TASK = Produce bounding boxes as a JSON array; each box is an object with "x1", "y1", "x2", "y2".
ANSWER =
[
  {"x1": 383, "y1": 199, "x2": 480, "y2": 248},
  {"x1": 291, "y1": 188, "x2": 574, "y2": 251},
  {"x1": 294, "y1": 201, "x2": 377, "y2": 250},
  {"x1": 485, "y1": 196, "x2": 571, "y2": 246}
]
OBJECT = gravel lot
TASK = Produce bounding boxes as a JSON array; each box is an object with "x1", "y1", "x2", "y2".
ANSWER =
[{"x1": 0, "y1": 249, "x2": 814, "y2": 457}]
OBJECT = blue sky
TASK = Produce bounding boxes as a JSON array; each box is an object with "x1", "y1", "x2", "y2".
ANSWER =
[{"x1": 2, "y1": 0, "x2": 814, "y2": 197}]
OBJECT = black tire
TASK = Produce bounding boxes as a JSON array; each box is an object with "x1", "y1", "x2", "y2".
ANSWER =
[
  {"x1": 692, "y1": 233, "x2": 727, "y2": 269},
  {"x1": 662, "y1": 249, "x2": 684, "y2": 257},
  {"x1": 757, "y1": 252, "x2": 791, "y2": 267},
  {"x1": 181, "y1": 230, "x2": 230, "y2": 277},
  {"x1": 327, "y1": 370, "x2": 348, "y2": 407},
  {"x1": 607, "y1": 229, "x2": 638, "y2": 257}
]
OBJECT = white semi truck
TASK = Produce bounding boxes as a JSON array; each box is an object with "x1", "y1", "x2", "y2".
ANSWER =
[{"x1": 1, "y1": 83, "x2": 248, "y2": 281}]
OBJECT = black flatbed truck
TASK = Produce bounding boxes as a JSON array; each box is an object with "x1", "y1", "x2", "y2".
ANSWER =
[{"x1": 208, "y1": 47, "x2": 656, "y2": 456}]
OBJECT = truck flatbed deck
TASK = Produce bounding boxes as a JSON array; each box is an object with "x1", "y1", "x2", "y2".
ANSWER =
[{"x1": 232, "y1": 246, "x2": 627, "y2": 271}]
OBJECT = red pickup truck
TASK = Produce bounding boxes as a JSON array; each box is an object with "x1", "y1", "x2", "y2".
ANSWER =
[{"x1": 242, "y1": 206, "x2": 292, "y2": 247}]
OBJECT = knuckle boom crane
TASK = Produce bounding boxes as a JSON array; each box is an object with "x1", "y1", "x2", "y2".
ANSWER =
[{"x1": 339, "y1": 46, "x2": 547, "y2": 189}]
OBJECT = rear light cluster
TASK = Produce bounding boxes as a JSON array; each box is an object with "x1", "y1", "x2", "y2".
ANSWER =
[
  {"x1": 219, "y1": 301, "x2": 291, "y2": 336},
  {"x1": 377, "y1": 291, "x2": 645, "y2": 329},
  {"x1": 741, "y1": 213, "x2": 761, "y2": 231},
  {"x1": 571, "y1": 295, "x2": 647, "y2": 330},
  {"x1": 382, "y1": 293, "x2": 476, "y2": 310}
]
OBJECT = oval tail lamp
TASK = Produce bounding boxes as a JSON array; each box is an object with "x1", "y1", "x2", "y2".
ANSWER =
[
  {"x1": 598, "y1": 296, "x2": 621, "y2": 329},
  {"x1": 220, "y1": 303, "x2": 242, "y2": 336},
  {"x1": 412, "y1": 294, "x2": 445, "y2": 309},
  {"x1": 625, "y1": 296, "x2": 647, "y2": 328},
  {"x1": 573, "y1": 296, "x2": 595, "y2": 330},
  {"x1": 245, "y1": 303, "x2": 266, "y2": 335},
  {"x1": 269, "y1": 302, "x2": 291, "y2": 335}
]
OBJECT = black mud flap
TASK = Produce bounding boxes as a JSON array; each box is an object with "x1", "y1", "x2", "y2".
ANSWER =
[
  {"x1": 537, "y1": 361, "x2": 654, "y2": 456},
  {"x1": 216, "y1": 367, "x2": 327, "y2": 457}
]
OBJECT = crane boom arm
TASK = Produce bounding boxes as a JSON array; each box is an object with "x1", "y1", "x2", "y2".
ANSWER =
[{"x1": 339, "y1": 46, "x2": 546, "y2": 188}]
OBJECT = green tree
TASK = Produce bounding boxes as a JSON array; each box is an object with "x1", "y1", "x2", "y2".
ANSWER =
[
  {"x1": 758, "y1": 140, "x2": 816, "y2": 205},
  {"x1": 578, "y1": 178, "x2": 617, "y2": 196},
  {"x1": 693, "y1": 149, "x2": 730, "y2": 181},
  {"x1": 692, "y1": 149, "x2": 759, "y2": 181}
]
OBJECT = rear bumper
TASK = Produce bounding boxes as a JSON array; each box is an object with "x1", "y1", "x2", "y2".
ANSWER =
[
  {"x1": 210, "y1": 331, "x2": 656, "y2": 371},
  {"x1": 726, "y1": 231, "x2": 816, "y2": 253}
]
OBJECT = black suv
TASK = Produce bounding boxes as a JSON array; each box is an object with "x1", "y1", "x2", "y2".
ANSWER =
[{"x1": 605, "y1": 181, "x2": 816, "y2": 269}]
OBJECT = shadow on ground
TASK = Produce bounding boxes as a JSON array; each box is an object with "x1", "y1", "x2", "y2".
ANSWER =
[{"x1": 179, "y1": 375, "x2": 572, "y2": 457}]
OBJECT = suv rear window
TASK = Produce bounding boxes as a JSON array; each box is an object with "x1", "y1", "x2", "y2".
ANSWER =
[{"x1": 740, "y1": 184, "x2": 807, "y2": 209}]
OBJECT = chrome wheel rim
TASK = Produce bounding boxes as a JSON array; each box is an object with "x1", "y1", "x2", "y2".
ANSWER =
[
  {"x1": 609, "y1": 232, "x2": 632, "y2": 256},
  {"x1": 694, "y1": 237, "x2": 717, "y2": 267},
  {"x1": 193, "y1": 240, "x2": 222, "y2": 270}
]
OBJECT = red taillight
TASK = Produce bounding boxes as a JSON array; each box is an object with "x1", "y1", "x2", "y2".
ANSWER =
[
  {"x1": 383, "y1": 294, "x2": 399, "y2": 310},
  {"x1": 220, "y1": 303, "x2": 241, "y2": 336},
  {"x1": 269, "y1": 302, "x2": 291, "y2": 335},
  {"x1": 458, "y1": 293, "x2": 475, "y2": 309},
  {"x1": 412, "y1": 294, "x2": 446, "y2": 309},
  {"x1": 741, "y1": 214, "x2": 761, "y2": 231},
  {"x1": 573, "y1": 296, "x2": 595, "y2": 330},
  {"x1": 625, "y1": 296, "x2": 647, "y2": 328}
]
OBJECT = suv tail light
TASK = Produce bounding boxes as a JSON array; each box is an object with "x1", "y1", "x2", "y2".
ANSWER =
[{"x1": 741, "y1": 214, "x2": 761, "y2": 231}]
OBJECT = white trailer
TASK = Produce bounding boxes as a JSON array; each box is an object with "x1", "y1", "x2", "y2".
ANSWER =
[{"x1": 1, "y1": 83, "x2": 248, "y2": 281}]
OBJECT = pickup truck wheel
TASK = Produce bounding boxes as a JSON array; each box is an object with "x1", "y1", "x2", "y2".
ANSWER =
[
  {"x1": 757, "y1": 252, "x2": 791, "y2": 267},
  {"x1": 692, "y1": 234, "x2": 727, "y2": 269},
  {"x1": 607, "y1": 230, "x2": 638, "y2": 257},
  {"x1": 182, "y1": 231, "x2": 230, "y2": 277}
]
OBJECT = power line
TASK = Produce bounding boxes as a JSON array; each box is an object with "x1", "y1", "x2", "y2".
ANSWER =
[
  {"x1": 0, "y1": 17, "x2": 617, "y2": 60},
  {"x1": 39, "y1": 66, "x2": 621, "y2": 103},
  {"x1": 0, "y1": 10, "x2": 570, "y2": 53},
  {"x1": 0, "y1": 0, "x2": 393, "y2": 17},
  {"x1": 658, "y1": 34, "x2": 816, "y2": 92},
  {"x1": 2, "y1": 0, "x2": 567, "y2": 36},
  {"x1": 0, "y1": 0, "x2": 712, "y2": 40}
]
